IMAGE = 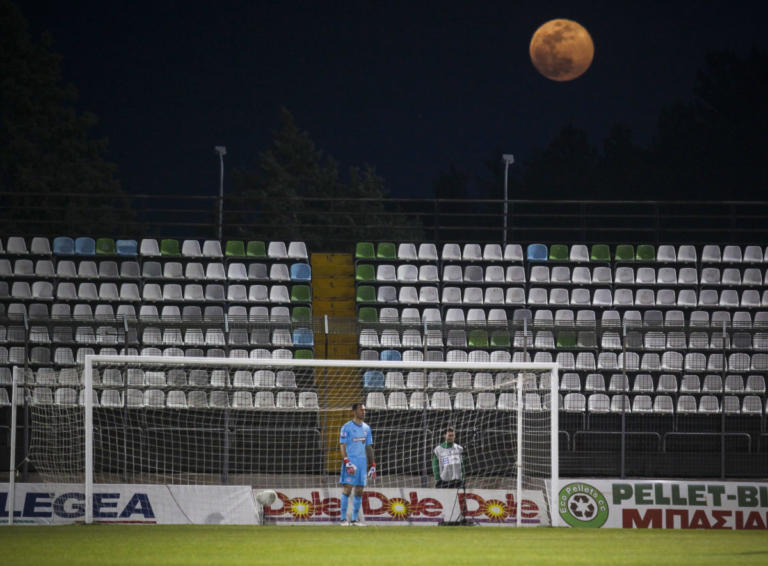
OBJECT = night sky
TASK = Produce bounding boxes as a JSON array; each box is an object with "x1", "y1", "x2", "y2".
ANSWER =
[{"x1": 17, "y1": 1, "x2": 768, "y2": 200}]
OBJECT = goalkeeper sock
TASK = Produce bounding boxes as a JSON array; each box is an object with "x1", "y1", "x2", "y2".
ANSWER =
[
  {"x1": 352, "y1": 495, "x2": 362, "y2": 521},
  {"x1": 340, "y1": 493, "x2": 349, "y2": 521}
]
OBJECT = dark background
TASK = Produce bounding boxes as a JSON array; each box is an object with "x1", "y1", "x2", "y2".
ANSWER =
[{"x1": 16, "y1": 0, "x2": 768, "y2": 199}]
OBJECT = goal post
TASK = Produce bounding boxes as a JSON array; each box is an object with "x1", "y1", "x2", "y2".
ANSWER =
[{"x1": 27, "y1": 355, "x2": 559, "y2": 525}]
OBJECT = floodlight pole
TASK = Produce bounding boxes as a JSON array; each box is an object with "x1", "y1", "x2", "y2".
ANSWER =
[
  {"x1": 215, "y1": 146, "x2": 227, "y2": 241},
  {"x1": 502, "y1": 154, "x2": 515, "y2": 245}
]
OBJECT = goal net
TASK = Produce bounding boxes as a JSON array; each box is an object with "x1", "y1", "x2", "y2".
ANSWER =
[{"x1": 23, "y1": 355, "x2": 559, "y2": 525}]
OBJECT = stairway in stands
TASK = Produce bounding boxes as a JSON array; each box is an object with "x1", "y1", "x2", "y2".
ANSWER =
[{"x1": 310, "y1": 253, "x2": 359, "y2": 473}]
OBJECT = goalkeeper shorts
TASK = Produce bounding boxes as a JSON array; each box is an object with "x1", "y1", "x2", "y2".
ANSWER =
[{"x1": 339, "y1": 460, "x2": 367, "y2": 486}]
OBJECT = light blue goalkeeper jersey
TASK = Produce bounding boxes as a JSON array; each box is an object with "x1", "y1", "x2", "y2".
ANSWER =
[{"x1": 339, "y1": 420, "x2": 373, "y2": 465}]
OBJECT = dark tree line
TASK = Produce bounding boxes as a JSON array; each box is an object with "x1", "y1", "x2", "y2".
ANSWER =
[
  {"x1": 437, "y1": 49, "x2": 768, "y2": 204},
  {"x1": 0, "y1": 0, "x2": 131, "y2": 236},
  {"x1": 229, "y1": 109, "x2": 423, "y2": 250}
]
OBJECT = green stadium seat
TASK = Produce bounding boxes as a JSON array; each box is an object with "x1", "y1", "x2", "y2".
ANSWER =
[
  {"x1": 294, "y1": 349, "x2": 313, "y2": 359},
  {"x1": 614, "y1": 244, "x2": 634, "y2": 261},
  {"x1": 95, "y1": 238, "x2": 116, "y2": 255},
  {"x1": 355, "y1": 264, "x2": 375, "y2": 282},
  {"x1": 358, "y1": 307, "x2": 378, "y2": 324},
  {"x1": 636, "y1": 244, "x2": 656, "y2": 261},
  {"x1": 590, "y1": 244, "x2": 611, "y2": 262},
  {"x1": 468, "y1": 329, "x2": 489, "y2": 348},
  {"x1": 548, "y1": 244, "x2": 569, "y2": 261},
  {"x1": 356, "y1": 285, "x2": 376, "y2": 303},
  {"x1": 290, "y1": 285, "x2": 311, "y2": 303},
  {"x1": 355, "y1": 242, "x2": 375, "y2": 260},
  {"x1": 226, "y1": 240, "x2": 246, "y2": 257},
  {"x1": 291, "y1": 306, "x2": 311, "y2": 324},
  {"x1": 247, "y1": 241, "x2": 266, "y2": 258},
  {"x1": 490, "y1": 330, "x2": 511, "y2": 349},
  {"x1": 160, "y1": 239, "x2": 181, "y2": 257},
  {"x1": 556, "y1": 331, "x2": 577, "y2": 349},
  {"x1": 376, "y1": 242, "x2": 396, "y2": 260}
]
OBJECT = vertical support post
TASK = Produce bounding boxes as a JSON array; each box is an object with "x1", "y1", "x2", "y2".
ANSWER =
[
  {"x1": 620, "y1": 321, "x2": 627, "y2": 479},
  {"x1": 549, "y1": 365, "x2": 560, "y2": 528},
  {"x1": 84, "y1": 356, "x2": 94, "y2": 524},
  {"x1": 516, "y1": 373, "x2": 523, "y2": 527},
  {"x1": 322, "y1": 315, "x2": 329, "y2": 478},
  {"x1": 222, "y1": 416, "x2": 230, "y2": 484},
  {"x1": 8, "y1": 367, "x2": 20, "y2": 525},
  {"x1": 523, "y1": 317, "x2": 528, "y2": 357},
  {"x1": 423, "y1": 319, "x2": 430, "y2": 488},
  {"x1": 720, "y1": 321, "x2": 727, "y2": 480},
  {"x1": 22, "y1": 313, "x2": 30, "y2": 481}
]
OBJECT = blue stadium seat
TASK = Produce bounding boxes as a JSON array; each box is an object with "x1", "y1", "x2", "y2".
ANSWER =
[
  {"x1": 290, "y1": 263, "x2": 312, "y2": 282},
  {"x1": 363, "y1": 370, "x2": 385, "y2": 388},
  {"x1": 292, "y1": 328, "x2": 314, "y2": 346},
  {"x1": 380, "y1": 349, "x2": 402, "y2": 362},
  {"x1": 53, "y1": 236, "x2": 75, "y2": 255},
  {"x1": 526, "y1": 243, "x2": 548, "y2": 261},
  {"x1": 116, "y1": 239, "x2": 138, "y2": 256},
  {"x1": 75, "y1": 237, "x2": 96, "y2": 255}
]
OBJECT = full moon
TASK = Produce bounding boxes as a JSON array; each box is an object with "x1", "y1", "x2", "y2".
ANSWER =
[{"x1": 529, "y1": 19, "x2": 594, "y2": 81}]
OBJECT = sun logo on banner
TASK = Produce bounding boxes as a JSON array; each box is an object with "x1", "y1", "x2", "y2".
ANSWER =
[
  {"x1": 288, "y1": 498, "x2": 313, "y2": 519},
  {"x1": 483, "y1": 499, "x2": 509, "y2": 521},
  {"x1": 387, "y1": 498, "x2": 410, "y2": 519}
]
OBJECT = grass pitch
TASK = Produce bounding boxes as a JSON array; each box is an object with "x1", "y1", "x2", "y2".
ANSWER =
[{"x1": 1, "y1": 525, "x2": 767, "y2": 565}]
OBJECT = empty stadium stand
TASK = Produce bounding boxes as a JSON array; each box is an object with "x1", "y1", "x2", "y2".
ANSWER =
[
  {"x1": 354, "y1": 241, "x2": 768, "y2": 478},
  {"x1": 2, "y1": 236, "x2": 768, "y2": 479}
]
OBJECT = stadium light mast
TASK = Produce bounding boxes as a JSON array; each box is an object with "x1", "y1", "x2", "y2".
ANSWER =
[
  {"x1": 215, "y1": 146, "x2": 227, "y2": 241},
  {"x1": 502, "y1": 154, "x2": 515, "y2": 245}
]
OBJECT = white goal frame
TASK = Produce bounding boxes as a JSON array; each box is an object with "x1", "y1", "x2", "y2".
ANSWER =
[{"x1": 78, "y1": 354, "x2": 559, "y2": 525}]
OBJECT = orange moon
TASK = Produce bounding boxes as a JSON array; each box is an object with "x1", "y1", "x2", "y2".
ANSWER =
[{"x1": 529, "y1": 19, "x2": 594, "y2": 81}]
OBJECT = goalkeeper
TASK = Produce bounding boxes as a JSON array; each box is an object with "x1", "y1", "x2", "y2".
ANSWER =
[
  {"x1": 339, "y1": 402, "x2": 376, "y2": 526},
  {"x1": 432, "y1": 427, "x2": 464, "y2": 488}
]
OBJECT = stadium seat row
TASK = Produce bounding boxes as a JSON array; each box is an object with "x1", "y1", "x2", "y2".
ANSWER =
[
  {"x1": 3, "y1": 282, "x2": 311, "y2": 303},
  {"x1": 357, "y1": 305, "x2": 767, "y2": 328},
  {"x1": 356, "y1": 285, "x2": 768, "y2": 307},
  {"x1": 0, "y1": 387, "x2": 318, "y2": 410},
  {"x1": 363, "y1": 390, "x2": 766, "y2": 414},
  {"x1": 355, "y1": 242, "x2": 768, "y2": 264},
  {"x1": 0, "y1": 304, "x2": 310, "y2": 323},
  {"x1": 0, "y1": 346, "x2": 314, "y2": 366},
  {"x1": 0, "y1": 237, "x2": 308, "y2": 260},
  {"x1": 0, "y1": 259, "x2": 311, "y2": 282},
  {"x1": 357, "y1": 264, "x2": 768, "y2": 286},
  {"x1": 1, "y1": 367, "x2": 301, "y2": 388}
]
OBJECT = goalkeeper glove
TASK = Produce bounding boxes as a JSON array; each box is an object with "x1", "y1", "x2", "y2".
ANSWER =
[
  {"x1": 367, "y1": 463, "x2": 377, "y2": 480},
  {"x1": 344, "y1": 458, "x2": 357, "y2": 475}
]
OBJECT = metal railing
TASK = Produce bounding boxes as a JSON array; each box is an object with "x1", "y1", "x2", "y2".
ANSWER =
[{"x1": 3, "y1": 191, "x2": 768, "y2": 250}]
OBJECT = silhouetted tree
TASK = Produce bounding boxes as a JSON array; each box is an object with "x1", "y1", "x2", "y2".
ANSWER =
[
  {"x1": 646, "y1": 49, "x2": 768, "y2": 200},
  {"x1": 522, "y1": 125, "x2": 598, "y2": 198},
  {"x1": 598, "y1": 124, "x2": 649, "y2": 197},
  {"x1": 232, "y1": 109, "x2": 422, "y2": 250},
  {"x1": 0, "y1": 0, "x2": 130, "y2": 235}
]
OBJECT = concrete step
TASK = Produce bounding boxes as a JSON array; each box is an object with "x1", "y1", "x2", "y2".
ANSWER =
[
  {"x1": 311, "y1": 253, "x2": 353, "y2": 277},
  {"x1": 313, "y1": 300, "x2": 355, "y2": 315}
]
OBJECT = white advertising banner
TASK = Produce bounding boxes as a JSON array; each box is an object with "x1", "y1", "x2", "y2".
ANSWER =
[
  {"x1": 557, "y1": 479, "x2": 768, "y2": 530},
  {"x1": 0, "y1": 483, "x2": 259, "y2": 525},
  {"x1": 262, "y1": 488, "x2": 550, "y2": 526}
]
